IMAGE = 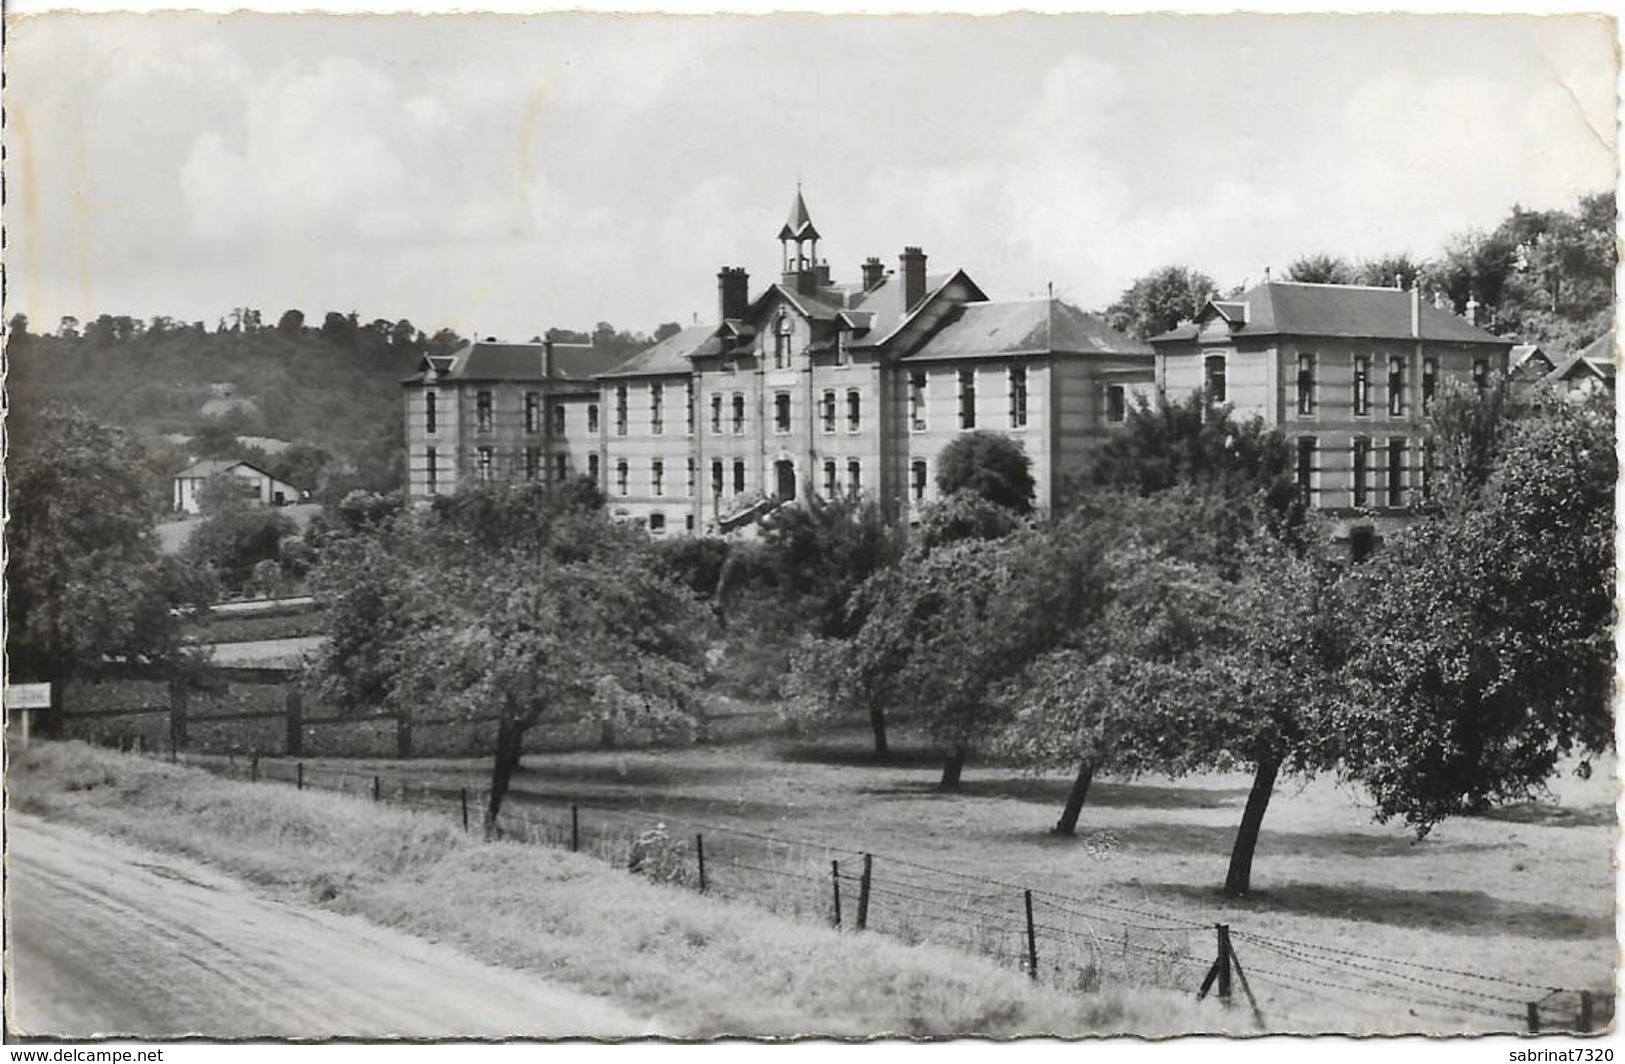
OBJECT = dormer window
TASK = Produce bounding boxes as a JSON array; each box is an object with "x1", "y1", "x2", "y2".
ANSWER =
[{"x1": 835, "y1": 326, "x2": 850, "y2": 367}]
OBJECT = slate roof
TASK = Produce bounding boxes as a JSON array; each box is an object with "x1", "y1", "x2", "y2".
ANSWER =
[
  {"x1": 905, "y1": 298, "x2": 1151, "y2": 362},
  {"x1": 1150, "y1": 282, "x2": 1512, "y2": 345},
  {"x1": 779, "y1": 188, "x2": 820, "y2": 241},
  {"x1": 403, "y1": 340, "x2": 630, "y2": 384},
  {"x1": 597, "y1": 325, "x2": 716, "y2": 378},
  {"x1": 175, "y1": 459, "x2": 284, "y2": 483},
  {"x1": 1576, "y1": 332, "x2": 1616, "y2": 377}
]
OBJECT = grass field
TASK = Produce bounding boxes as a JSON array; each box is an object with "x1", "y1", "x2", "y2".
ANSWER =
[
  {"x1": 271, "y1": 725, "x2": 1618, "y2": 1035},
  {"x1": 9, "y1": 741, "x2": 1214, "y2": 1039}
]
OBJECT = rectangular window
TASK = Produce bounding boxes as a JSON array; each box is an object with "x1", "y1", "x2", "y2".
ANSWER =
[
  {"x1": 1296, "y1": 354, "x2": 1316, "y2": 415},
  {"x1": 686, "y1": 457, "x2": 696, "y2": 497},
  {"x1": 477, "y1": 445, "x2": 494, "y2": 482},
  {"x1": 1106, "y1": 384, "x2": 1126, "y2": 424},
  {"x1": 846, "y1": 389, "x2": 861, "y2": 432},
  {"x1": 732, "y1": 393, "x2": 746, "y2": 434},
  {"x1": 1204, "y1": 355, "x2": 1227, "y2": 403},
  {"x1": 476, "y1": 391, "x2": 493, "y2": 433},
  {"x1": 685, "y1": 381, "x2": 695, "y2": 435},
  {"x1": 1387, "y1": 358, "x2": 1405, "y2": 417},
  {"x1": 587, "y1": 404, "x2": 600, "y2": 434},
  {"x1": 846, "y1": 459, "x2": 861, "y2": 497},
  {"x1": 835, "y1": 328, "x2": 850, "y2": 367},
  {"x1": 525, "y1": 392, "x2": 541, "y2": 434},
  {"x1": 909, "y1": 371, "x2": 927, "y2": 431},
  {"x1": 774, "y1": 392, "x2": 792, "y2": 434},
  {"x1": 1353, "y1": 356, "x2": 1370, "y2": 416},
  {"x1": 823, "y1": 459, "x2": 837, "y2": 499},
  {"x1": 554, "y1": 454, "x2": 567, "y2": 483},
  {"x1": 732, "y1": 460, "x2": 746, "y2": 495},
  {"x1": 911, "y1": 459, "x2": 928, "y2": 502},
  {"x1": 1296, "y1": 436, "x2": 1316, "y2": 504},
  {"x1": 616, "y1": 459, "x2": 629, "y2": 496},
  {"x1": 651, "y1": 383, "x2": 664, "y2": 435},
  {"x1": 552, "y1": 404, "x2": 566, "y2": 437},
  {"x1": 588, "y1": 453, "x2": 600, "y2": 482},
  {"x1": 425, "y1": 391, "x2": 438, "y2": 435},
  {"x1": 711, "y1": 394, "x2": 723, "y2": 434},
  {"x1": 1472, "y1": 358, "x2": 1490, "y2": 390},
  {"x1": 1387, "y1": 437, "x2": 1406, "y2": 508},
  {"x1": 652, "y1": 459, "x2": 664, "y2": 497},
  {"x1": 615, "y1": 384, "x2": 629, "y2": 436},
  {"x1": 649, "y1": 513, "x2": 666, "y2": 534},
  {"x1": 821, "y1": 390, "x2": 836, "y2": 433},
  {"x1": 1009, "y1": 366, "x2": 1028, "y2": 428},
  {"x1": 711, "y1": 460, "x2": 724, "y2": 500},
  {"x1": 1352, "y1": 437, "x2": 1370, "y2": 508},
  {"x1": 425, "y1": 447, "x2": 437, "y2": 493},
  {"x1": 525, "y1": 446, "x2": 541, "y2": 481},
  {"x1": 1422, "y1": 358, "x2": 1438, "y2": 414},
  {"x1": 958, "y1": 369, "x2": 976, "y2": 429}
]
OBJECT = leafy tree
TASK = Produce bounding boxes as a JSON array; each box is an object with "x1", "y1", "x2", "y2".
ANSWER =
[
  {"x1": 1354, "y1": 254, "x2": 1423, "y2": 290},
  {"x1": 913, "y1": 490, "x2": 1025, "y2": 553},
  {"x1": 934, "y1": 430, "x2": 1035, "y2": 514},
  {"x1": 8, "y1": 313, "x2": 29, "y2": 339},
  {"x1": 1105, "y1": 265, "x2": 1216, "y2": 339},
  {"x1": 1334, "y1": 390, "x2": 1615, "y2": 833},
  {"x1": 1283, "y1": 254, "x2": 1355, "y2": 285},
  {"x1": 653, "y1": 322, "x2": 683, "y2": 342},
  {"x1": 309, "y1": 483, "x2": 709, "y2": 831},
  {"x1": 183, "y1": 475, "x2": 299, "y2": 594},
  {"x1": 1423, "y1": 374, "x2": 1511, "y2": 512},
  {"x1": 6, "y1": 408, "x2": 184, "y2": 691},
  {"x1": 277, "y1": 309, "x2": 306, "y2": 334}
]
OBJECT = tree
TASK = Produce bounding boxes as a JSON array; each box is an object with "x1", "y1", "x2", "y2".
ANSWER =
[
  {"x1": 309, "y1": 484, "x2": 709, "y2": 832},
  {"x1": 1354, "y1": 254, "x2": 1423, "y2": 290},
  {"x1": 1283, "y1": 254, "x2": 1355, "y2": 285},
  {"x1": 277, "y1": 309, "x2": 306, "y2": 334},
  {"x1": 1334, "y1": 390, "x2": 1614, "y2": 833},
  {"x1": 183, "y1": 475, "x2": 298, "y2": 594},
  {"x1": 934, "y1": 430, "x2": 1035, "y2": 514},
  {"x1": 8, "y1": 312, "x2": 30, "y2": 339},
  {"x1": 6, "y1": 408, "x2": 183, "y2": 690},
  {"x1": 1106, "y1": 266, "x2": 1216, "y2": 339},
  {"x1": 653, "y1": 322, "x2": 683, "y2": 342}
]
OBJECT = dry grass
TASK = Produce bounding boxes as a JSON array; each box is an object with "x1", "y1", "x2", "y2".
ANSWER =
[
  {"x1": 283, "y1": 725, "x2": 1619, "y2": 1034},
  {"x1": 10, "y1": 742, "x2": 1223, "y2": 1039}
]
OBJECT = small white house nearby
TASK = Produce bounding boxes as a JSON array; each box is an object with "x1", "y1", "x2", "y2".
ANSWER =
[{"x1": 173, "y1": 459, "x2": 302, "y2": 514}]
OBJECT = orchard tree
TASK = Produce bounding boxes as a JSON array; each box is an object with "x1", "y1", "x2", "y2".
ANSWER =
[
  {"x1": 7, "y1": 408, "x2": 185, "y2": 691},
  {"x1": 183, "y1": 475, "x2": 298, "y2": 594},
  {"x1": 934, "y1": 430, "x2": 1035, "y2": 514},
  {"x1": 309, "y1": 483, "x2": 710, "y2": 831},
  {"x1": 1335, "y1": 390, "x2": 1614, "y2": 832}
]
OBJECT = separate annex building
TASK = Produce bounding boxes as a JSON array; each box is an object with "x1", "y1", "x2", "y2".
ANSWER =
[
  {"x1": 173, "y1": 459, "x2": 302, "y2": 514},
  {"x1": 1149, "y1": 280, "x2": 1514, "y2": 553},
  {"x1": 402, "y1": 190, "x2": 1155, "y2": 532}
]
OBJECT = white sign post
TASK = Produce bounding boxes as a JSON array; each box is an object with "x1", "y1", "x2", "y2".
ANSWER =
[{"x1": 7, "y1": 683, "x2": 53, "y2": 747}]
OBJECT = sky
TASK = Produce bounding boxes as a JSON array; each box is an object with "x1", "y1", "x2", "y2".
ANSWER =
[{"x1": 4, "y1": 9, "x2": 1617, "y2": 342}]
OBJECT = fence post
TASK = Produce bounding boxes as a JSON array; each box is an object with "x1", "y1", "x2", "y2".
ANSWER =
[
  {"x1": 373, "y1": 775, "x2": 381, "y2": 802},
  {"x1": 1198, "y1": 924, "x2": 1234, "y2": 1004},
  {"x1": 856, "y1": 853, "x2": 872, "y2": 931},
  {"x1": 1527, "y1": 1003, "x2": 1541, "y2": 1033},
  {"x1": 1580, "y1": 991, "x2": 1594, "y2": 1033},
  {"x1": 251, "y1": 755, "x2": 259, "y2": 782},
  {"x1": 169, "y1": 682, "x2": 188, "y2": 752},
  {"x1": 695, "y1": 834, "x2": 707, "y2": 894},
  {"x1": 1024, "y1": 889, "x2": 1039, "y2": 982},
  {"x1": 461, "y1": 788, "x2": 470, "y2": 832},
  {"x1": 297, "y1": 762, "x2": 305, "y2": 791},
  {"x1": 831, "y1": 860, "x2": 842, "y2": 928},
  {"x1": 396, "y1": 712, "x2": 414, "y2": 759},
  {"x1": 285, "y1": 685, "x2": 303, "y2": 758},
  {"x1": 570, "y1": 804, "x2": 580, "y2": 853}
]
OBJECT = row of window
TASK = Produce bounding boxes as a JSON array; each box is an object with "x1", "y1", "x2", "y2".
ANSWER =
[
  {"x1": 426, "y1": 391, "x2": 606, "y2": 438},
  {"x1": 909, "y1": 367, "x2": 1029, "y2": 431},
  {"x1": 1202, "y1": 354, "x2": 1492, "y2": 417},
  {"x1": 1292, "y1": 435, "x2": 1438, "y2": 509}
]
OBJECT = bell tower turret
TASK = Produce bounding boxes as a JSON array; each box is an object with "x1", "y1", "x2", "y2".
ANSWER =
[{"x1": 778, "y1": 185, "x2": 822, "y2": 295}]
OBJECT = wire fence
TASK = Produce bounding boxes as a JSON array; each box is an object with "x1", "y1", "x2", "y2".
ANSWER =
[{"x1": 138, "y1": 744, "x2": 1611, "y2": 1034}]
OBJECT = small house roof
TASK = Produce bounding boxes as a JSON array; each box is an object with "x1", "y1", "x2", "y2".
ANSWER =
[{"x1": 1150, "y1": 281, "x2": 1512, "y2": 346}]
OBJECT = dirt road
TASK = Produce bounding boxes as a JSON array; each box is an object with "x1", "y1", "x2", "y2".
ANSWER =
[{"x1": 5, "y1": 814, "x2": 660, "y2": 1039}]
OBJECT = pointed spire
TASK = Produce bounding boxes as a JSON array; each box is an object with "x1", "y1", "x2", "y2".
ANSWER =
[{"x1": 782, "y1": 186, "x2": 819, "y2": 241}]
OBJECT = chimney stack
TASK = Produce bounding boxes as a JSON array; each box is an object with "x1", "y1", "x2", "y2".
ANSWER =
[
  {"x1": 900, "y1": 247, "x2": 928, "y2": 312},
  {"x1": 1410, "y1": 279, "x2": 1420, "y2": 338},
  {"x1": 718, "y1": 267, "x2": 749, "y2": 322},
  {"x1": 1465, "y1": 292, "x2": 1479, "y2": 327},
  {"x1": 861, "y1": 256, "x2": 885, "y2": 292}
]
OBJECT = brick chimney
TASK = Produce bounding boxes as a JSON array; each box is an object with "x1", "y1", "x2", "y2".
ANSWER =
[
  {"x1": 718, "y1": 267, "x2": 749, "y2": 322},
  {"x1": 861, "y1": 256, "x2": 885, "y2": 292},
  {"x1": 900, "y1": 247, "x2": 928, "y2": 312},
  {"x1": 1465, "y1": 292, "x2": 1479, "y2": 327}
]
